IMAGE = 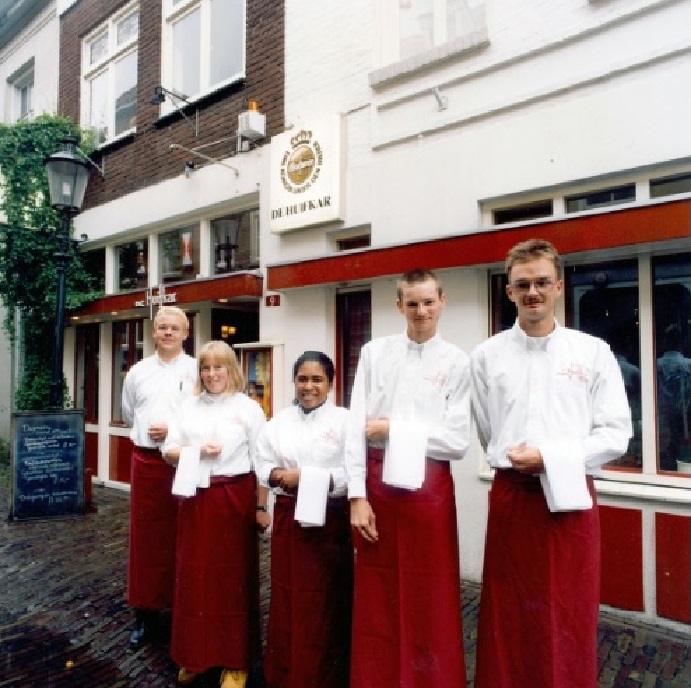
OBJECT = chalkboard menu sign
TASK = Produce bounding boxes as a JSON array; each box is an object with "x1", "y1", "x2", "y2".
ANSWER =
[{"x1": 10, "y1": 410, "x2": 85, "y2": 520}]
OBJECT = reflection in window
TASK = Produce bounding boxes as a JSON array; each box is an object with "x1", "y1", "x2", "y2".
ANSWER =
[
  {"x1": 166, "y1": 0, "x2": 245, "y2": 100},
  {"x1": 565, "y1": 184, "x2": 635, "y2": 213},
  {"x1": 82, "y1": 3, "x2": 138, "y2": 144},
  {"x1": 650, "y1": 173, "x2": 691, "y2": 199},
  {"x1": 81, "y1": 248, "x2": 106, "y2": 292},
  {"x1": 112, "y1": 319, "x2": 144, "y2": 423},
  {"x1": 566, "y1": 260, "x2": 641, "y2": 469},
  {"x1": 116, "y1": 239, "x2": 148, "y2": 291},
  {"x1": 211, "y1": 210, "x2": 259, "y2": 274},
  {"x1": 653, "y1": 253, "x2": 691, "y2": 473},
  {"x1": 159, "y1": 226, "x2": 200, "y2": 283},
  {"x1": 398, "y1": 0, "x2": 486, "y2": 61}
]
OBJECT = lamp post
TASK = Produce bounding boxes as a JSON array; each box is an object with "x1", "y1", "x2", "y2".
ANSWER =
[{"x1": 43, "y1": 136, "x2": 91, "y2": 409}]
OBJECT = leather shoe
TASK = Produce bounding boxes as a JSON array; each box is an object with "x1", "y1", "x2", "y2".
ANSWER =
[
  {"x1": 128, "y1": 622, "x2": 149, "y2": 650},
  {"x1": 128, "y1": 609, "x2": 156, "y2": 650}
]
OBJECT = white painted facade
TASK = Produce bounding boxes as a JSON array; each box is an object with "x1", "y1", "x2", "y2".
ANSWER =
[{"x1": 261, "y1": 0, "x2": 691, "y2": 629}]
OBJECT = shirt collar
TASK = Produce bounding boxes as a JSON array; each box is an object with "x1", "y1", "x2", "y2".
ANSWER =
[
  {"x1": 405, "y1": 331, "x2": 442, "y2": 355},
  {"x1": 511, "y1": 319, "x2": 560, "y2": 351}
]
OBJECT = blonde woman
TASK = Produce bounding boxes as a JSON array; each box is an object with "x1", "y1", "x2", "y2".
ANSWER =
[{"x1": 163, "y1": 341, "x2": 267, "y2": 688}]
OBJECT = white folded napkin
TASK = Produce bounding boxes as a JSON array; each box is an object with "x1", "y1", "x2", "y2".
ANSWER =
[
  {"x1": 172, "y1": 446, "x2": 201, "y2": 497},
  {"x1": 539, "y1": 450, "x2": 592, "y2": 512},
  {"x1": 295, "y1": 466, "x2": 331, "y2": 527},
  {"x1": 382, "y1": 419, "x2": 427, "y2": 490}
]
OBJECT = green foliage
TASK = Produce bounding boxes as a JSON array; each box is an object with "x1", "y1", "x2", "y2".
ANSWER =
[{"x1": 0, "y1": 115, "x2": 102, "y2": 410}]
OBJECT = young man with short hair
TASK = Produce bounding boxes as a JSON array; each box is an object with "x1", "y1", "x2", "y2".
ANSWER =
[
  {"x1": 346, "y1": 268, "x2": 470, "y2": 688},
  {"x1": 122, "y1": 306, "x2": 197, "y2": 650}
]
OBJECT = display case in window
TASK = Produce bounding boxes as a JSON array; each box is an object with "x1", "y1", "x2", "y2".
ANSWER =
[
  {"x1": 116, "y1": 239, "x2": 148, "y2": 291},
  {"x1": 159, "y1": 226, "x2": 200, "y2": 283}
]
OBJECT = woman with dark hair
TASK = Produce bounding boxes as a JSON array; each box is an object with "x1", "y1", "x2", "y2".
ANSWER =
[
  {"x1": 162, "y1": 341, "x2": 267, "y2": 688},
  {"x1": 256, "y1": 351, "x2": 353, "y2": 688}
]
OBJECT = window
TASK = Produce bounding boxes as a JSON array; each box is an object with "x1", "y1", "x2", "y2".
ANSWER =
[
  {"x1": 8, "y1": 59, "x2": 34, "y2": 122},
  {"x1": 211, "y1": 210, "x2": 259, "y2": 274},
  {"x1": 398, "y1": 0, "x2": 486, "y2": 61},
  {"x1": 116, "y1": 239, "x2": 148, "y2": 291},
  {"x1": 565, "y1": 184, "x2": 635, "y2": 213},
  {"x1": 650, "y1": 173, "x2": 691, "y2": 199},
  {"x1": 337, "y1": 291, "x2": 371, "y2": 407},
  {"x1": 75, "y1": 324, "x2": 100, "y2": 423},
  {"x1": 493, "y1": 200, "x2": 553, "y2": 225},
  {"x1": 566, "y1": 260, "x2": 642, "y2": 470},
  {"x1": 82, "y1": 248, "x2": 106, "y2": 293},
  {"x1": 112, "y1": 319, "x2": 144, "y2": 423},
  {"x1": 82, "y1": 3, "x2": 138, "y2": 144},
  {"x1": 652, "y1": 253, "x2": 691, "y2": 473},
  {"x1": 159, "y1": 225, "x2": 201, "y2": 283},
  {"x1": 163, "y1": 0, "x2": 245, "y2": 103},
  {"x1": 337, "y1": 235, "x2": 371, "y2": 251}
]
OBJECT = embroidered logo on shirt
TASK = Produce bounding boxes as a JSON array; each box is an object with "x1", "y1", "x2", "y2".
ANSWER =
[
  {"x1": 321, "y1": 428, "x2": 341, "y2": 445},
  {"x1": 557, "y1": 363, "x2": 589, "y2": 383},
  {"x1": 423, "y1": 371, "x2": 447, "y2": 388}
]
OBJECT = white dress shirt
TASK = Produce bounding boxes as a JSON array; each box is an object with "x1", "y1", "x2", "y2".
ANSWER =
[
  {"x1": 163, "y1": 392, "x2": 266, "y2": 479},
  {"x1": 345, "y1": 333, "x2": 471, "y2": 499},
  {"x1": 470, "y1": 320, "x2": 632, "y2": 479},
  {"x1": 121, "y1": 352, "x2": 197, "y2": 448},
  {"x1": 256, "y1": 401, "x2": 350, "y2": 497}
]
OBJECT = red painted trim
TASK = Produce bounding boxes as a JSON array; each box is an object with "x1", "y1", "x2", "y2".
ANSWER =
[
  {"x1": 72, "y1": 273, "x2": 263, "y2": 317},
  {"x1": 599, "y1": 505, "x2": 644, "y2": 612},
  {"x1": 655, "y1": 512, "x2": 691, "y2": 623},
  {"x1": 267, "y1": 199, "x2": 691, "y2": 290}
]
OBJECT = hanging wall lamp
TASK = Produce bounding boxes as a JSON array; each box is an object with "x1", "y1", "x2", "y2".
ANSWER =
[{"x1": 151, "y1": 85, "x2": 199, "y2": 137}]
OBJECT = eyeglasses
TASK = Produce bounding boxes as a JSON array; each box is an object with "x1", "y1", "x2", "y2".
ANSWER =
[{"x1": 510, "y1": 278, "x2": 556, "y2": 294}]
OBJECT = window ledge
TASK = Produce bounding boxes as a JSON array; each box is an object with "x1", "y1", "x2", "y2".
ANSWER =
[
  {"x1": 93, "y1": 130, "x2": 136, "y2": 153},
  {"x1": 479, "y1": 470, "x2": 691, "y2": 505},
  {"x1": 369, "y1": 28, "x2": 489, "y2": 90}
]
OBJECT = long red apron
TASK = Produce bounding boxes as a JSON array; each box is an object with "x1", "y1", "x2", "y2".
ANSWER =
[
  {"x1": 171, "y1": 473, "x2": 260, "y2": 675},
  {"x1": 475, "y1": 469, "x2": 600, "y2": 688},
  {"x1": 127, "y1": 446, "x2": 178, "y2": 610},
  {"x1": 265, "y1": 495, "x2": 353, "y2": 688},
  {"x1": 350, "y1": 448, "x2": 465, "y2": 688}
]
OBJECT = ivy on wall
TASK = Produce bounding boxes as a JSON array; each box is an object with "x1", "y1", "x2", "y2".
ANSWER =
[{"x1": 0, "y1": 115, "x2": 102, "y2": 410}]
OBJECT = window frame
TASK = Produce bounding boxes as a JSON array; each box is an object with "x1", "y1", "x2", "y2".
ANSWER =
[
  {"x1": 160, "y1": 0, "x2": 246, "y2": 111},
  {"x1": 81, "y1": 2, "x2": 139, "y2": 146},
  {"x1": 8, "y1": 58, "x2": 34, "y2": 122}
]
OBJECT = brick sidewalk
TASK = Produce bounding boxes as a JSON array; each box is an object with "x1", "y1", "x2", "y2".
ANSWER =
[{"x1": 0, "y1": 485, "x2": 689, "y2": 687}]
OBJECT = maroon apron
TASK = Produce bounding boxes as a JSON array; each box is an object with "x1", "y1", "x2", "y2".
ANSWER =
[
  {"x1": 475, "y1": 469, "x2": 600, "y2": 688},
  {"x1": 127, "y1": 446, "x2": 178, "y2": 610},
  {"x1": 265, "y1": 495, "x2": 353, "y2": 688},
  {"x1": 350, "y1": 447, "x2": 466, "y2": 688},
  {"x1": 171, "y1": 473, "x2": 260, "y2": 674}
]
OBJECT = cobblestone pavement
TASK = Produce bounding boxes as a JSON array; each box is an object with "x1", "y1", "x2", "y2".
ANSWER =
[{"x1": 1, "y1": 485, "x2": 689, "y2": 687}]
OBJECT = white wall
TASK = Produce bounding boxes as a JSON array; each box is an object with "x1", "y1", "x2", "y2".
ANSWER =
[
  {"x1": 264, "y1": 0, "x2": 691, "y2": 612},
  {"x1": 0, "y1": 1, "x2": 58, "y2": 122}
]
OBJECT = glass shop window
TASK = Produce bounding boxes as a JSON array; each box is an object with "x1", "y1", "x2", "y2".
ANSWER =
[
  {"x1": 652, "y1": 253, "x2": 691, "y2": 474},
  {"x1": 159, "y1": 225, "x2": 200, "y2": 283},
  {"x1": 211, "y1": 210, "x2": 259, "y2": 274},
  {"x1": 111, "y1": 319, "x2": 144, "y2": 423},
  {"x1": 116, "y1": 239, "x2": 148, "y2": 291},
  {"x1": 565, "y1": 260, "x2": 641, "y2": 470}
]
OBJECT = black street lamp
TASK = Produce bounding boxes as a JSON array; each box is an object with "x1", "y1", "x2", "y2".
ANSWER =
[{"x1": 43, "y1": 136, "x2": 91, "y2": 409}]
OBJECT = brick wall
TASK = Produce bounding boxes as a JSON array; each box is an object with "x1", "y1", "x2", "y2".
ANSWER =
[{"x1": 59, "y1": 0, "x2": 285, "y2": 211}]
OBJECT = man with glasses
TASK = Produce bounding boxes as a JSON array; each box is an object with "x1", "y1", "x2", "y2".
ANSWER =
[
  {"x1": 122, "y1": 306, "x2": 197, "y2": 650},
  {"x1": 470, "y1": 239, "x2": 631, "y2": 688}
]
